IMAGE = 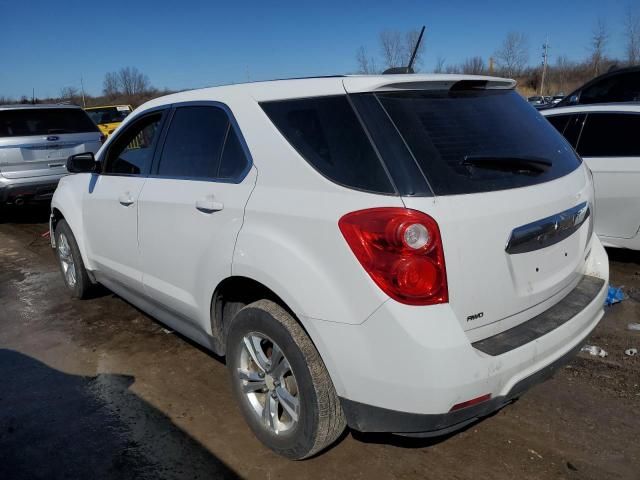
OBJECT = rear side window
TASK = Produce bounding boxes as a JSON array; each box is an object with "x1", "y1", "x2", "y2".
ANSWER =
[
  {"x1": 261, "y1": 96, "x2": 395, "y2": 194},
  {"x1": 577, "y1": 113, "x2": 640, "y2": 157},
  {"x1": 375, "y1": 90, "x2": 582, "y2": 196},
  {"x1": 157, "y1": 105, "x2": 249, "y2": 180},
  {"x1": 0, "y1": 108, "x2": 98, "y2": 137}
]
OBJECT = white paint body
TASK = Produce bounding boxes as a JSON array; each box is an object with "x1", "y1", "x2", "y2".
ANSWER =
[
  {"x1": 52, "y1": 75, "x2": 608, "y2": 416},
  {"x1": 542, "y1": 104, "x2": 640, "y2": 250}
]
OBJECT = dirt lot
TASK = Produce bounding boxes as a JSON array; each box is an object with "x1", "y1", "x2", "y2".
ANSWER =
[{"x1": 1, "y1": 205, "x2": 639, "y2": 480}]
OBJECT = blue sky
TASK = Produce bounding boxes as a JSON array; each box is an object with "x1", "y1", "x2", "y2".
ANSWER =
[{"x1": 0, "y1": 0, "x2": 634, "y2": 99}]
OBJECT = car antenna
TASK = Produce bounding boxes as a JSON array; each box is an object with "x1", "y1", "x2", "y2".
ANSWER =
[{"x1": 383, "y1": 25, "x2": 425, "y2": 75}]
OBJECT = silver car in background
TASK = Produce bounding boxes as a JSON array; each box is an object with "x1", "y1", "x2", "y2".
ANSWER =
[{"x1": 0, "y1": 104, "x2": 102, "y2": 206}]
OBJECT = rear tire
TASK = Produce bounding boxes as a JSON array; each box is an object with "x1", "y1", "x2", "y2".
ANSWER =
[
  {"x1": 54, "y1": 219, "x2": 92, "y2": 299},
  {"x1": 226, "y1": 299, "x2": 346, "y2": 459}
]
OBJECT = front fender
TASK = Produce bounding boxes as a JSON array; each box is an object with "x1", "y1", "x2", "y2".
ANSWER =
[{"x1": 51, "y1": 174, "x2": 94, "y2": 271}]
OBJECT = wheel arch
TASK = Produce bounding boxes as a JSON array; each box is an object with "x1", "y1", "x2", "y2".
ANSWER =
[
  {"x1": 210, "y1": 275, "x2": 300, "y2": 355},
  {"x1": 210, "y1": 274, "x2": 347, "y2": 398}
]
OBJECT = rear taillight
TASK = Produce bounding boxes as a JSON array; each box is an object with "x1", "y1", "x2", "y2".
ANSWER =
[{"x1": 339, "y1": 208, "x2": 448, "y2": 306}]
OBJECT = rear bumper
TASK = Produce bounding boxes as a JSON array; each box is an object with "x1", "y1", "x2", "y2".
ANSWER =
[
  {"x1": 305, "y1": 238, "x2": 608, "y2": 434},
  {"x1": 340, "y1": 337, "x2": 587, "y2": 436},
  {"x1": 0, "y1": 174, "x2": 66, "y2": 203}
]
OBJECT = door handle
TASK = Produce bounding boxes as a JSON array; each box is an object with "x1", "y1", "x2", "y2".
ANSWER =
[
  {"x1": 118, "y1": 193, "x2": 134, "y2": 206},
  {"x1": 196, "y1": 197, "x2": 224, "y2": 213}
]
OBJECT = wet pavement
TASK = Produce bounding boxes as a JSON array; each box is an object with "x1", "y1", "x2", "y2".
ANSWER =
[{"x1": 1, "y1": 205, "x2": 639, "y2": 480}]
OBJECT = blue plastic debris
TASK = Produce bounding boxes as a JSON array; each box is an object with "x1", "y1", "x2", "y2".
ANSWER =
[{"x1": 605, "y1": 285, "x2": 625, "y2": 306}]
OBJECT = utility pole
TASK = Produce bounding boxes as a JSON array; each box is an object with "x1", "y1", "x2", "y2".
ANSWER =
[
  {"x1": 80, "y1": 76, "x2": 86, "y2": 108},
  {"x1": 539, "y1": 37, "x2": 550, "y2": 96}
]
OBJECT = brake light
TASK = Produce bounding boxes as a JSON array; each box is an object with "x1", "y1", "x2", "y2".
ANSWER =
[{"x1": 339, "y1": 208, "x2": 448, "y2": 306}]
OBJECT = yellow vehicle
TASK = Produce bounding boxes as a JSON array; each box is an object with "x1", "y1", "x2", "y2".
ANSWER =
[{"x1": 84, "y1": 105, "x2": 132, "y2": 137}]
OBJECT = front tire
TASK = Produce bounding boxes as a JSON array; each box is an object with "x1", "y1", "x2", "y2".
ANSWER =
[
  {"x1": 54, "y1": 219, "x2": 92, "y2": 299},
  {"x1": 226, "y1": 299, "x2": 346, "y2": 459}
]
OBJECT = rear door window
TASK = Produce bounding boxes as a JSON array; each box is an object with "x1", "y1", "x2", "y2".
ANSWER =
[
  {"x1": 546, "y1": 114, "x2": 571, "y2": 135},
  {"x1": 374, "y1": 90, "x2": 582, "y2": 196},
  {"x1": 577, "y1": 113, "x2": 640, "y2": 157},
  {"x1": 261, "y1": 96, "x2": 395, "y2": 194},
  {"x1": 0, "y1": 108, "x2": 98, "y2": 137},
  {"x1": 218, "y1": 127, "x2": 249, "y2": 179},
  {"x1": 545, "y1": 114, "x2": 585, "y2": 149},
  {"x1": 157, "y1": 106, "x2": 228, "y2": 179},
  {"x1": 156, "y1": 105, "x2": 250, "y2": 181}
]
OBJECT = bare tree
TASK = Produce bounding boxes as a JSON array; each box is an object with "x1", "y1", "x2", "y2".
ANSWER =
[
  {"x1": 494, "y1": 32, "x2": 529, "y2": 77},
  {"x1": 103, "y1": 67, "x2": 151, "y2": 98},
  {"x1": 462, "y1": 56, "x2": 485, "y2": 74},
  {"x1": 379, "y1": 28, "x2": 425, "y2": 70},
  {"x1": 118, "y1": 67, "x2": 150, "y2": 96},
  {"x1": 379, "y1": 31, "x2": 404, "y2": 69},
  {"x1": 624, "y1": 7, "x2": 640, "y2": 65},
  {"x1": 552, "y1": 55, "x2": 575, "y2": 94},
  {"x1": 60, "y1": 86, "x2": 79, "y2": 103},
  {"x1": 355, "y1": 46, "x2": 378, "y2": 74},
  {"x1": 589, "y1": 18, "x2": 609, "y2": 75},
  {"x1": 103, "y1": 72, "x2": 119, "y2": 98},
  {"x1": 433, "y1": 56, "x2": 446, "y2": 73}
]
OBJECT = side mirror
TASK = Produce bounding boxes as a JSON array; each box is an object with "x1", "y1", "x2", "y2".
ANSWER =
[
  {"x1": 567, "y1": 94, "x2": 579, "y2": 105},
  {"x1": 67, "y1": 152, "x2": 100, "y2": 173}
]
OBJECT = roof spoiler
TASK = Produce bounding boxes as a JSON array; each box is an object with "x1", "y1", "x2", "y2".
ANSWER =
[{"x1": 343, "y1": 76, "x2": 516, "y2": 93}]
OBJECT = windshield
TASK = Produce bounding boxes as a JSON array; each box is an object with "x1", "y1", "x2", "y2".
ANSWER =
[
  {"x1": 373, "y1": 89, "x2": 581, "y2": 196},
  {"x1": 0, "y1": 108, "x2": 99, "y2": 137},
  {"x1": 86, "y1": 107, "x2": 131, "y2": 125}
]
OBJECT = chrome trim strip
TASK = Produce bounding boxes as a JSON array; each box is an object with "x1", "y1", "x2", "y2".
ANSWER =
[{"x1": 506, "y1": 201, "x2": 590, "y2": 254}]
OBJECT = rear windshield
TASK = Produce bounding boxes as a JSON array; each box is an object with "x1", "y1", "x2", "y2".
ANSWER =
[
  {"x1": 375, "y1": 90, "x2": 581, "y2": 195},
  {"x1": 86, "y1": 107, "x2": 131, "y2": 125},
  {"x1": 261, "y1": 89, "x2": 581, "y2": 196},
  {"x1": 0, "y1": 108, "x2": 99, "y2": 137}
]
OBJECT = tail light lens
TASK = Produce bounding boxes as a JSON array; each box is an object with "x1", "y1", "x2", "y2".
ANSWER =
[{"x1": 339, "y1": 208, "x2": 448, "y2": 306}]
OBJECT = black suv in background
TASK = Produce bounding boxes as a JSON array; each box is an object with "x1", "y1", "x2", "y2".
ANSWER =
[{"x1": 551, "y1": 66, "x2": 640, "y2": 108}]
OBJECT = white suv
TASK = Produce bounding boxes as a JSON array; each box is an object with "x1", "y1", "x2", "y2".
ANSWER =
[
  {"x1": 542, "y1": 104, "x2": 640, "y2": 250},
  {"x1": 50, "y1": 75, "x2": 609, "y2": 459}
]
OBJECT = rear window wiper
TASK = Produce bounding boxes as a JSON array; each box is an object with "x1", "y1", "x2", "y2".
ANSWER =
[{"x1": 461, "y1": 155, "x2": 552, "y2": 175}]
